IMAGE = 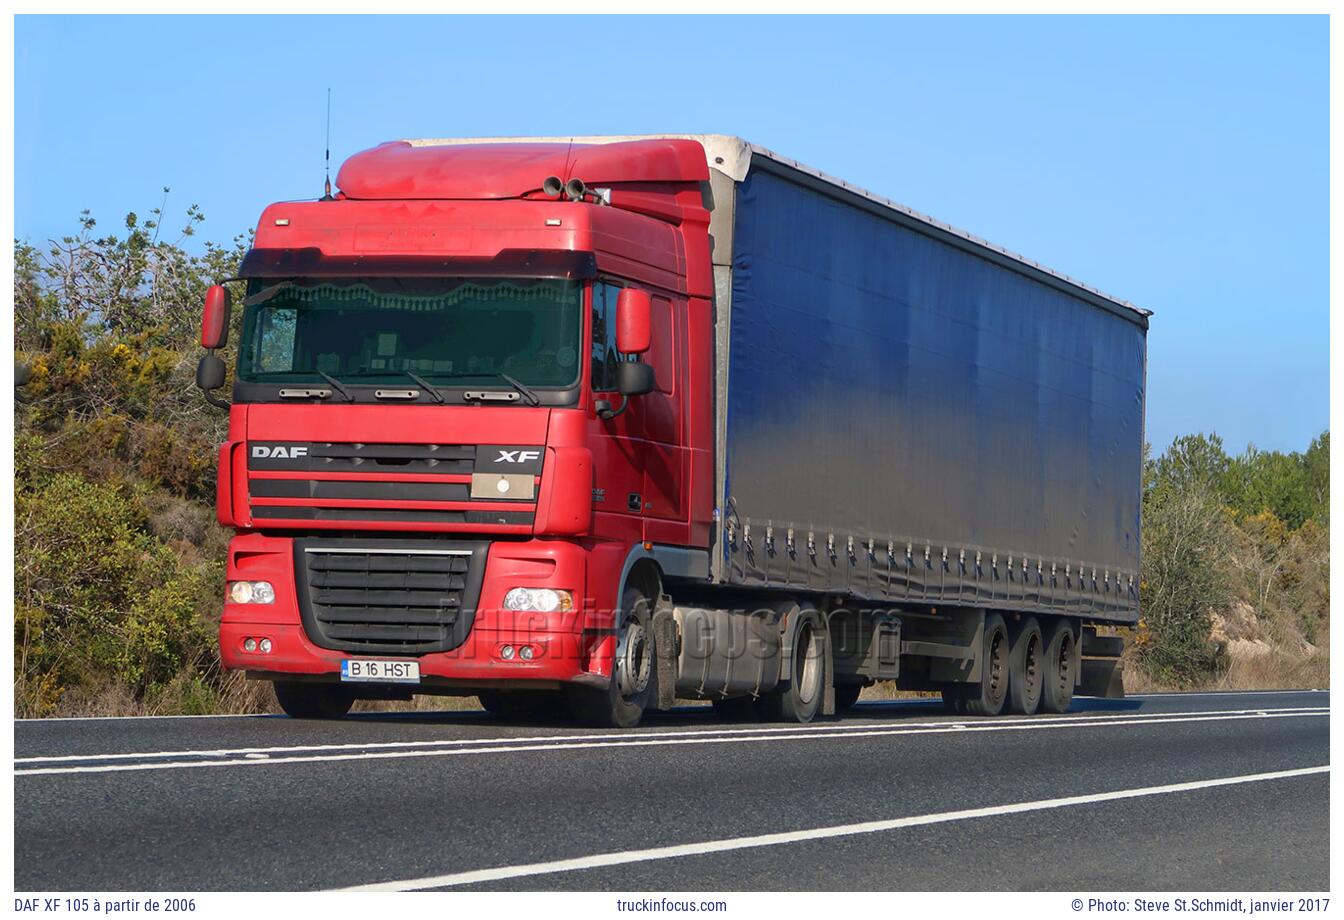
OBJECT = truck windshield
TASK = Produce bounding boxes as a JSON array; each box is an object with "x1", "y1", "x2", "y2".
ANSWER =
[{"x1": 237, "y1": 277, "x2": 583, "y2": 390}]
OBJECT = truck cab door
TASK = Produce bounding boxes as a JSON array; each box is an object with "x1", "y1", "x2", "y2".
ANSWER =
[{"x1": 586, "y1": 284, "x2": 685, "y2": 540}]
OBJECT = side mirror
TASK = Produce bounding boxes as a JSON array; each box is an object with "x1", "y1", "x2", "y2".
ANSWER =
[
  {"x1": 196, "y1": 354, "x2": 230, "y2": 410},
  {"x1": 201, "y1": 284, "x2": 232, "y2": 350},
  {"x1": 616, "y1": 360, "x2": 655, "y2": 397},
  {"x1": 615, "y1": 288, "x2": 652, "y2": 355}
]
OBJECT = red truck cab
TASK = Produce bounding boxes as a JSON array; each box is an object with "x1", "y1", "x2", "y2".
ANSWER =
[{"x1": 205, "y1": 138, "x2": 717, "y2": 726}]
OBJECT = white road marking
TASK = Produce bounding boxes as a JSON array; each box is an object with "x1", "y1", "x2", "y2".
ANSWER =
[
  {"x1": 339, "y1": 765, "x2": 1331, "y2": 891},
  {"x1": 15, "y1": 687, "x2": 1322, "y2": 725},
  {"x1": 14, "y1": 707, "x2": 1328, "y2": 776},
  {"x1": 13, "y1": 712, "x2": 274, "y2": 723},
  {"x1": 14, "y1": 705, "x2": 1324, "y2": 764},
  {"x1": 1124, "y1": 689, "x2": 1326, "y2": 698}
]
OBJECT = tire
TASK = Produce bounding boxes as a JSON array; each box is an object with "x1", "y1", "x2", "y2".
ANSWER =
[
  {"x1": 565, "y1": 586, "x2": 657, "y2": 728},
  {"x1": 834, "y1": 683, "x2": 863, "y2": 711},
  {"x1": 274, "y1": 681, "x2": 355, "y2": 720},
  {"x1": 1007, "y1": 617, "x2": 1044, "y2": 715},
  {"x1": 757, "y1": 612, "x2": 826, "y2": 723},
  {"x1": 478, "y1": 690, "x2": 564, "y2": 721},
  {"x1": 960, "y1": 612, "x2": 1010, "y2": 717},
  {"x1": 711, "y1": 696, "x2": 760, "y2": 722},
  {"x1": 1039, "y1": 619, "x2": 1078, "y2": 714}
]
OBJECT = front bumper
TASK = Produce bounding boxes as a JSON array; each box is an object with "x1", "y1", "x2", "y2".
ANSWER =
[{"x1": 220, "y1": 532, "x2": 606, "y2": 687}]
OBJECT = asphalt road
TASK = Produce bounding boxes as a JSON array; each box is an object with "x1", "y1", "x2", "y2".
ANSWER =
[{"x1": 14, "y1": 689, "x2": 1330, "y2": 892}]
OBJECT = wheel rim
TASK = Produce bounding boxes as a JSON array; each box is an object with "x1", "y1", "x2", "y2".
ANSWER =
[
  {"x1": 1025, "y1": 632, "x2": 1041, "y2": 699},
  {"x1": 986, "y1": 628, "x2": 1008, "y2": 705},
  {"x1": 1055, "y1": 633, "x2": 1073, "y2": 697},
  {"x1": 794, "y1": 622, "x2": 821, "y2": 706},
  {"x1": 617, "y1": 620, "x2": 651, "y2": 699}
]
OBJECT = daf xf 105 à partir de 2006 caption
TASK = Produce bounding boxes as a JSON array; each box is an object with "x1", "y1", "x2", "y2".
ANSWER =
[{"x1": 196, "y1": 134, "x2": 1147, "y2": 727}]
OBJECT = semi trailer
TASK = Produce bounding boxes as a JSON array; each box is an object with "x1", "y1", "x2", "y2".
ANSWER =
[{"x1": 197, "y1": 134, "x2": 1148, "y2": 727}]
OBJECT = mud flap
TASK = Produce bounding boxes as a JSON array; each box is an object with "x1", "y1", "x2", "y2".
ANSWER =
[
  {"x1": 821, "y1": 623, "x2": 836, "y2": 717},
  {"x1": 652, "y1": 593, "x2": 678, "y2": 711}
]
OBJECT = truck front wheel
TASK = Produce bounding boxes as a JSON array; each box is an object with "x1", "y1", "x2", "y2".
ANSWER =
[
  {"x1": 565, "y1": 586, "x2": 657, "y2": 728},
  {"x1": 273, "y1": 681, "x2": 355, "y2": 720}
]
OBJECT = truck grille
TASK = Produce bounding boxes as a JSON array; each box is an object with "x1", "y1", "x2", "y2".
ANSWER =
[
  {"x1": 294, "y1": 537, "x2": 489, "y2": 655},
  {"x1": 246, "y1": 441, "x2": 542, "y2": 530}
]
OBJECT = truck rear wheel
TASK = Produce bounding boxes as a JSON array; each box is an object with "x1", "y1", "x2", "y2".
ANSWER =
[
  {"x1": 565, "y1": 586, "x2": 657, "y2": 728},
  {"x1": 1007, "y1": 617, "x2": 1044, "y2": 715},
  {"x1": 273, "y1": 681, "x2": 355, "y2": 720},
  {"x1": 757, "y1": 613, "x2": 825, "y2": 723},
  {"x1": 957, "y1": 612, "x2": 1010, "y2": 717},
  {"x1": 1039, "y1": 620, "x2": 1077, "y2": 713}
]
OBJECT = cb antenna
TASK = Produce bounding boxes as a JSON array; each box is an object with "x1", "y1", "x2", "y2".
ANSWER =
[{"x1": 321, "y1": 88, "x2": 334, "y2": 201}]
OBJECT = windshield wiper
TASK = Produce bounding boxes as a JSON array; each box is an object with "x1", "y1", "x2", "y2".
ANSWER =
[
  {"x1": 403, "y1": 370, "x2": 444, "y2": 404},
  {"x1": 496, "y1": 372, "x2": 541, "y2": 407},
  {"x1": 434, "y1": 372, "x2": 541, "y2": 407},
  {"x1": 316, "y1": 371, "x2": 354, "y2": 402}
]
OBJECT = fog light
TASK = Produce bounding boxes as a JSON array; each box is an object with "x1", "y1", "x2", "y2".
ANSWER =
[
  {"x1": 243, "y1": 638, "x2": 257, "y2": 652},
  {"x1": 259, "y1": 638, "x2": 272, "y2": 653},
  {"x1": 502, "y1": 587, "x2": 574, "y2": 613},
  {"x1": 229, "y1": 581, "x2": 275, "y2": 604},
  {"x1": 519, "y1": 645, "x2": 535, "y2": 661},
  {"x1": 501, "y1": 645, "x2": 516, "y2": 660}
]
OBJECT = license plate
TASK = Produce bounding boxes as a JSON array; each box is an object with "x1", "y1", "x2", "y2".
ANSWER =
[{"x1": 340, "y1": 659, "x2": 420, "y2": 683}]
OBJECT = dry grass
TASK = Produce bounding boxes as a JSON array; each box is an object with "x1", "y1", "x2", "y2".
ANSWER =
[{"x1": 1209, "y1": 649, "x2": 1330, "y2": 691}]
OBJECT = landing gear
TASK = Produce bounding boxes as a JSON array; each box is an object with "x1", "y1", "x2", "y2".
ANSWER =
[
  {"x1": 565, "y1": 586, "x2": 657, "y2": 728},
  {"x1": 274, "y1": 681, "x2": 355, "y2": 719}
]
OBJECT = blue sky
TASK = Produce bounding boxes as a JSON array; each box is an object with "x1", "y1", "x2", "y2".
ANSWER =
[{"x1": 14, "y1": 15, "x2": 1328, "y2": 454}]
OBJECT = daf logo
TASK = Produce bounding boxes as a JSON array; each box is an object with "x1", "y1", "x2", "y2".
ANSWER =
[
  {"x1": 496, "y1": 449, "x2": 541, "y2": 464},
  {"x1": 252, "y1": 444, "x2": 308, "y2": 459}
]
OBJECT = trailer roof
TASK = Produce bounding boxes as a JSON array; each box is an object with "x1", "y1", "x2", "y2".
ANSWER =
[{"x1": 403, "y1": 134, "x2": 1152, "y2": 322}]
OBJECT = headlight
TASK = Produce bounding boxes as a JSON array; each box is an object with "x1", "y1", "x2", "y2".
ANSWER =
[
  {"x1": 228, "y1": 581, "x2": 275, "y2": 604},
  {"x1": 502, "y1": 587, "x2": 573, "y2": 613}
]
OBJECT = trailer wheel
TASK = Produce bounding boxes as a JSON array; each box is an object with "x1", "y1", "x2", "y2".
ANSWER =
[
  {"x1": 959, "y1": 612, "x2": 1010, "y2": 717},
  {"x1": 1007, "y1": 617, "x2": 1044, "y2": 715},
  {"x1": 273, "y1": 681, "x2": 355, "y2": 720},
  {"x1": 1039, "y1": 620, "x2": 1077, "y2": 713},
  {"x1": 757, "y1": 613, "x2": 825, "y2": 723},
  {"x1": 478, "y1": 690, "x2": 564, "y2": 721},
  {"x1": 834, "y1": 683, "x2": 863, "y2": 711},
  {"x1": 565, "y1": 586, "x2": 657, "y2": 728}
]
